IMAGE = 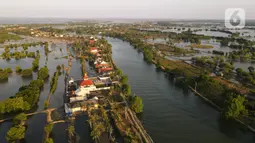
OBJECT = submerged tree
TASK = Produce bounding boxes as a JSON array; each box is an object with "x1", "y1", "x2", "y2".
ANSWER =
[
  {"x1": 38, "y1": 67, "x2": 49, "y2": 80},
  {"x1": 6, "y1": 125, "x2": 25, "y2": 143}
]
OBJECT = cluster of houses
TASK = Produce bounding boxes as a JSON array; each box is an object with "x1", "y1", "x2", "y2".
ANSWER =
[
  {"x1": 6, "y1": 26, "x2": 27, "y2": 31},
  {"x1": 65, "y1": 37, "x2": 116, "y2": 116},
  {"x1": 30, "y1": 29, "x2": 64, "y2": 38},
  {"x1": 89, "y1": 43, "x2": 114, "y2": 75},
  {"x1": 65, "y1": 74, "x2": 115, "y2": 116}
]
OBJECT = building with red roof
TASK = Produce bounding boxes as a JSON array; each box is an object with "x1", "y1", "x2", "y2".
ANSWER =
[
  {"x1": 95, "y1": 61, "x2": 109, "y2": 69},
  {"x1": 98, "y1": 67, "x2": 113, "y2": 74},
  {"x1": 90, "y1": 47, "x2": 98, "y2": 54},
  {"x1": 80, "y1": 79, "x2": 94, "y2": 87}
]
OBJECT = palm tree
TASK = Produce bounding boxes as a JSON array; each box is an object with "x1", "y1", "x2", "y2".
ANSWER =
[
  {"x1": 67, "y1": 126, "x2": 75, "y2": 137},
  {"x1": 126, "y1": 128, "x2": 131, "y2": 136},
  {"x1": 91, "y1": 129, "x2": 100, "y2": 142},
  {"x1": 87, "y1": 119, "x2": 92, "y2": 127}
]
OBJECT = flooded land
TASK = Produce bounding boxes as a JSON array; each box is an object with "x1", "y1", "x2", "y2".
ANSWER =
[{"x1": 0, "y1": 20, "x2": 255, "y2": 143}]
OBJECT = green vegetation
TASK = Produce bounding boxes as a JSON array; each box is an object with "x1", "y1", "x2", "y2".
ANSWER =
[
  {"x1": 16, "y1": 66, "x2": 22, "y2": 73},
  {"x1": 122, "y1": 84, "x2": 131, "y2": 95},
  {"x1": 44, "y1": 100, "x2": 49, "y2": 109},
  {"x1": 44, "y1": 123, "x2": 53, "y2": 133},
  {"x1": 67, "y1": 126, "x2": 75, "y2": 136},
  {"x1": 21, "y1": 68, "x2": 33, "y2": 77},
  {"x1": 30, "y1": 79, "x2": 44, "y2": 88},
  {"x1": 225, "y1": 94, "x2": 247, "y2": 119},
  {"x1": 1, "y1": 42, "x2": 44, "y2": 60},
  {"x1": 228, "y1": 48, "x2": 255, "y2": 61},
  {"x1": 50, "y1": 71, "x2": 59, "y2": 94},
  {"x1": 235, "y1": 67, "x2": 255, "y2": 86},
  {"x1": 129, "y1": 95, "x2": 143, "y2": 113},
  {"x1": 38, "y1": 67, "x2": 49, "y2": 80},
  {"x1": 32, "y1": 53, "x2": 40, "y2": 70},
  {"x1": 13, "y1": 113, "x2": 27, "y2": 125},
  {"x1": 44, "y1": 123, "x2": 54, "y2": 143},
  {"x1": 4, "y1": 68, "x2": 13, "y2": 73},
  {"x1": 44, "y1": 43, "x2": 49, "y2": 56},
  {"x1": 143, "y1": 48, "x2": 153, "y2": 62},
  {"x1": 57, "y1": 65, "x2": 61, "y2": 72},
  {"x1": 0, "y1": 31, "x2": 21, "y2": 43},
  {"x1": 6, "y1": 125, "x2": 26, "y2": 143},
  {"x1": 45, "y1": 138, "x2": 54, "y2": 143},
  {"x1": 120, "y1": 75, "x2": 128, "y2": 84},
  {"x1": 0, "y1": 79, "x2": 44, "y2": 114},
  {"x1": 0, "y1": 71, "x2": 9, "y2": 81}
]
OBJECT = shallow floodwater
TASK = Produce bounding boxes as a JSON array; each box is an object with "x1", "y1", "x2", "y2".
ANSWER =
[
  {"x1": 107, "y1": 37, "x2": 255, "y2": 143},
  {"x1": 232, "y1": 61, "x2": 255, "y2": 72},
  {"x1": 195, "y1": 31, "x2": 230, "y2": 37},
  {"x1": 0, "y1": 42, "x2": 85, "y2": 143}
]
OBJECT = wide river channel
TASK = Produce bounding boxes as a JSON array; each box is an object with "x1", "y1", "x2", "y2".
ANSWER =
[
  {"x1": 108, "y1": 37, "x2": 255, "y2": 143},
  {"x1": 0, "y1": 37, "x2": 254, "y2": 143}
]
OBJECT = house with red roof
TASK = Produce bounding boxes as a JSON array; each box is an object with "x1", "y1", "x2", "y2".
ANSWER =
[
  {"x1": 90, "y1": 47, "x2": 98, "y2": 54},
  {"x1": 80, "y1": 79, "x2": 94, "y2": 87},
  {"x1": 98, "y1": 67, "x2": 113, "y2": 74},
  {"x1": 95, "y1": 61, "x2": 109, "y2": 69}
]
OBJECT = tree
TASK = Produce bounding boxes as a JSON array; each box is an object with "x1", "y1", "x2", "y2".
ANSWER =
[
  {"x1": 16, "y1": 66, "x2": 22, "y2": 73},
  {"x1": 0, "y1": 102, "x2": 5, "y2": 114},
  {"x1": 91, "y1": 129, "x2": 100, "y2": 141},
  {"x1": 4, "y1": 97, "x2": 25, "y2": 113},
  {"x1": 4, "y1": 68, "x2": 13, "y2": 73},
  {"x1": 129, "y1": 95, "x2": 144, "y2": 113},
  {"x1": 0, "y1": 71, "x2": 8, "y2": 81},
  {"x1": 225, "y1": 94, "x2": 247, "y2": 119},
  {"x1": 236, "y1": 68, "x2": 244, "y2": 77},
  {"x1": 44, "y1": 123, "x2": 53, "y2": 133},
  {"x1": 143, "y1": 48, "x2": 153, "y2": 62},
  {"x1": 13, "y1": 113, "x2": 27, "y2": 125},
  {"x1": 38, "y1": 67, "x2": 49, "y2": 80},
  {"x1": 44, "y1": 138, "x2": 54, "y2": 143},
  {"x1": 116, "y1": 68, "x2": 123, "y2": 76},
  {"x1": 30, "y1": 79, "x2": 44, "y2": 88},
  {"x1": 6, "y1": 125, "x2": 25, "y2": 143},
  {"x1": 122, "y1": 84, "x2": 131, "y2": 95},
  {"x1": 248, "y1": 66, "x2": 254, "y2": 73},
  {"x1": 67, "y1": 126, "x2": 75, "y2": 136},
  {"x1": 57, "y1": 65, "x2": 61, "y2": 72},
  {"x1": 21, "y1": 68, "x2": 33, "y2": 77},
  {"x1": 120, "y1": 75, "x2": 128, "y2": 84}
]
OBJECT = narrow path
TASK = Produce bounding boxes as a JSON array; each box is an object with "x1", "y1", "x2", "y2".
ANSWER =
[{"x1": 0, "y1": 108, "x2": 56, "y2": 123}]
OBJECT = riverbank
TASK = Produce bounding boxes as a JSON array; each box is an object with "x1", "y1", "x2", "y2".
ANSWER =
[{"x1": 103, "y1": 33, "x2": 255, "y2": 133}]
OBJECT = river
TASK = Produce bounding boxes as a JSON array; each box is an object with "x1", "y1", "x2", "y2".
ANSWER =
[
  {"x1": 107, "y1": 37, "x2": 255, "y2": 143},
  {"x1": 0, "y1": 37, "x2": 254, "y2": 143}
]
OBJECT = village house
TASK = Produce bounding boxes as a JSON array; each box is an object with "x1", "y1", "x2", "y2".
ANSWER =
[
  {"x1": 65, "y1": 99, "x2": 99, "y2": 116},
  {"x1": 74, "y1": 77, "x2": 97, "y2": 97},
  {"x1": 90, "y1": 47, "x2": 99, "y2": 54},
  {"x1": 98, "y1": 67, "x2": 114, "y2": 75},
  {"x1": 95, "y1": 61, "x2": 109, "y2": 69},
  {"x1": 71, "y1": 74, "x2": 111, "y2": 98}
]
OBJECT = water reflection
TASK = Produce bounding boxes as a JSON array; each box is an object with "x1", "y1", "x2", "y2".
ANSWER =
[{"x1": 107, "y1": 37, "x2": 255, "y2": 143}]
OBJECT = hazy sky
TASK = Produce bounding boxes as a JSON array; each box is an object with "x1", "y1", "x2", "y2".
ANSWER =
[{"x1": 0, "y1": 0, "x2": 254, "y2": 19}]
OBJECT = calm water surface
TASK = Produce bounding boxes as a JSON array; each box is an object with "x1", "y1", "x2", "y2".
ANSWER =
[
  {"x1": 107, "y1": 37, "x2": 255, "y2": 143},
  {"x1": 0, "y1": 38, "x2": 255, "y2": 143}
]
